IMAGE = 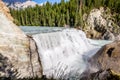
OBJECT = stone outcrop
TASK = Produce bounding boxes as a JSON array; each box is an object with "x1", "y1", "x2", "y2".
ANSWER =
[
  {"x1": 29, "y1": 37, "x2": 43, "y2": 78},
  {"x1": 0, "y1": 1, "x2": 13, "y2": 21},
  {"x1": 83, "y1": 7, "x2": 120, "y2": 40},
  {"x1": 92, "y1": 40, "x2": 120, "y2": 75},
  {"x1": 0, "y1": 1, "x2": 42, "y2": 79},
  {"x1": 81, "y1": 40, "x2": 120, "y2": 80},
  {"x1": 116, "y1": 34, "x2": 120, "y2": 40},
  {"x1": 80, "y1": 69, "x2": 120, "y2": 80}
]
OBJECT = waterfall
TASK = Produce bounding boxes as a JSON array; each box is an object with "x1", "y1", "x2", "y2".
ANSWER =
[{"x1": 33, "y1": 29, "x2": 109, "y2": 79}]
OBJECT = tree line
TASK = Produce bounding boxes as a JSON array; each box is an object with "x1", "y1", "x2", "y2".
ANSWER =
[{"x1": 10, "y1": 0, "x2": 120, "y2": 27}]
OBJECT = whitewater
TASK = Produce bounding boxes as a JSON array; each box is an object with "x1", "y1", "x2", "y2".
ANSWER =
[{"x1": 32, "y1": 28, "x2": 112, "y2": 79}]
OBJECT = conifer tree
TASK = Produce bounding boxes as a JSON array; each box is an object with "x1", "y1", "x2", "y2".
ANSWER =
[{"x1": 10, "y1": 0, "x2": 120, "y2": 27}]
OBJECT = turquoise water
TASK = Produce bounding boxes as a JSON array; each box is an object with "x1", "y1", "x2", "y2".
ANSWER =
[
  {"x1": 20, "y1": 26, "x2": 66, "y2": 35},
  {"x1": 88, "y1": 39, "x2": 112, "y2": 47},
  {"x1": 20, "y1": 26, "x2": 112, "y2": 46},
  {"x1": 20, "y1": 26, "x2": 112, "y2": 45}
]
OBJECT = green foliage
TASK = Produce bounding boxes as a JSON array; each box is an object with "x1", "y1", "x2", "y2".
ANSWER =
[{"x1": 10, "y1": 0, "x2": 120, "y2": 27}]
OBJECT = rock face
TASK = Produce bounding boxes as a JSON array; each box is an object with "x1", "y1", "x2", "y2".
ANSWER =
[
  {"x1": 29, "y1": 37, "x2": 43, "y2": 78},
  {"x1": 81, "y1": 40, "x2": 120, "y2": 80},
  {"x1": 116, "y1": 34, "x2": 120, "y2": 40},
  {"x1": 0, "y1": 1, "x2": 13, "y2": 21},
  {"x1": 92, "y1": 40, "x2": 120, "y2": 75},
  {"x1": 80, "y1": 69, "x2": 120, "y2": 80},
  {"x1": 84, "y1": 7, "x2": 120, "y2": 40},
  {"x1": 3, "y1": 0, "x2": 37, "y2": 9},
  {"x1": 0, "y1": 1, "x2": 42, "y2": 79}
]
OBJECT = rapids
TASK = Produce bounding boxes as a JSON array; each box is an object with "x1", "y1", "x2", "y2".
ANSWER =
[{"x1": 32, "y1": 28, "x2": 111, "y2": 79}]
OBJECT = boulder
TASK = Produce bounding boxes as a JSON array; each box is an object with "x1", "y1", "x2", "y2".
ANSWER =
[
  {"x1": 81, "y1": 40, "x2": 120, "y2": 80},
  {"x1": 84, "y1": 7, "x2": 120, "y2": 40},
  {"x1": 92, "y1": 40, "x2": 120, "y2": 75},
  {"x1": 0, "y1": 1, "x2": 42, "y2": 79},
  {"x1": 80, "y1": 69, "x2": 120, "y2": 80}
]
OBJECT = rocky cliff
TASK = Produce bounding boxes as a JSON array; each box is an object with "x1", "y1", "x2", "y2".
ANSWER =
[
  {"x1": 0, "y1": 1, "x2": 42, "y2": 79},
  {"x1": 84, "y1": 7, "x2": 120, "y2": 40}
]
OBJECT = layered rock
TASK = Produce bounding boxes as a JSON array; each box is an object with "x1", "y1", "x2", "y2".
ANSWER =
[
  {"x1": 0, "y1": 1, "x2": 42, "y2": 79},
  {"x1": 84, "y1": 7, "x2": 120, "y2": 40}
]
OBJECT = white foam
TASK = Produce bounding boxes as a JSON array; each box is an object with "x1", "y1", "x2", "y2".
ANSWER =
[{"x1": 33, "y1": 29, "x2": 111, "y2": 79}]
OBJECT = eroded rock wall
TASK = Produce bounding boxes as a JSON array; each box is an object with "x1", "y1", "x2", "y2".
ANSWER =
[
  {"x1": 0, "y1": 1, "x2": 42, "y2": 79},
  {"x1": 29, "y1": 37, "x2": 43, "y2": 78}
]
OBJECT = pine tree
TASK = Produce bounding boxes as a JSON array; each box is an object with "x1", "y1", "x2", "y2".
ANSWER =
[{"x1": 9, "y1": 0, "x2": 120, "y2": 27}]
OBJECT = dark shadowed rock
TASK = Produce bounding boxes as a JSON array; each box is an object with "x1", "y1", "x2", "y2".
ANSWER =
[
  {"x1": 80, "y1": 69, "x2": 120, "y2": 80},
  {"x1": 0, "y1": 54, "x2": 14, "y2": 78},
  {"x1": 102, "y1": 31, "x2": 115, "y2": 40}
]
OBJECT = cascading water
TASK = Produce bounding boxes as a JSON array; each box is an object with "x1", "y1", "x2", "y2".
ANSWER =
[{"x1": 32, "y1": 29, "x2": 111, "y2": 79}]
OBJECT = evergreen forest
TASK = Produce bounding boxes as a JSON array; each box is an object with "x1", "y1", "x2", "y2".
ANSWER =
[{"x1": 10, "y1": 0, "x2": 120, "y2": 27}]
